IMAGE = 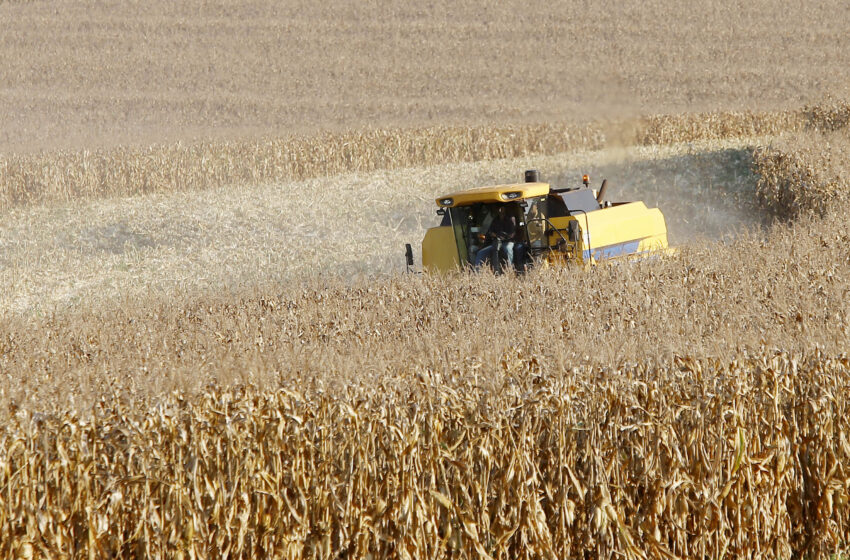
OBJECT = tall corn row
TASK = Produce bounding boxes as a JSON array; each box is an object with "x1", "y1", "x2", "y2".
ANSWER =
[
  {"x1": 1, "y1": 352, "x2": 849, "y2": 558},
  {"x1": 0, "y1": 124, "x2": 605, "y2": 207},
  {"x1": 2, "y1": 101, "x2": 849, "y2": 208},
  {"x1": 635, "y1": 108, "x2": 803, "y2": 145},
  {"x1": 748, "y1": 97, "x2": 850, "y2": 218},
  {"x1": 752, "y1": 136, "x2": 850, "y2": 218}
]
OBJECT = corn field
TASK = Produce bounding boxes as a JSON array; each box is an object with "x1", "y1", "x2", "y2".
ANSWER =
[
  {"x1": 3, "y1": 97, "x2": 850, "y2": 559},
  {"x1": 4, "y1": 1, "x2": 850, "y2": 556},
  {"x1": 2, "y1": 100, "x2": 847, "y2": 209},
  {"x1": 2, "y1": 352, "x2": 850, "y2": 558},
  {"x1": 0, "y1": 124, "x2": 604, "y2": 207},
  {"x1": 2, "y1": 102, "x2": 847, "y2": 208},
  {"x1": 2, "y1": 184, "x2": 850, "y2": 558},
  {"x1": 754, "y1": 132, "x2": 850, "y2": 218}
]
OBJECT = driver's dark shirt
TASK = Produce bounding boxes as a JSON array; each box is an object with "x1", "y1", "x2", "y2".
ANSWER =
[{"x1": 488, "y1": 215, "x2": 516, "y2": 241}]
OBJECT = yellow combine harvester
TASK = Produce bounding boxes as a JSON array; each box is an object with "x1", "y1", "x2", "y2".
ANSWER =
[{"x1": 408, "y1": 170, "x2": 670, "y2": 273}]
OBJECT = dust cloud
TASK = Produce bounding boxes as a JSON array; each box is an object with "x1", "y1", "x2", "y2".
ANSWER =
[{"x1": 548, "y1": 147, "x2": 766, "y2": 244}]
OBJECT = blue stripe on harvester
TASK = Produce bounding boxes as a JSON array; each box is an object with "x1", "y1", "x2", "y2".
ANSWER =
[{"x1": 583, "y1": 239, "x2": 642, "y2": 261}]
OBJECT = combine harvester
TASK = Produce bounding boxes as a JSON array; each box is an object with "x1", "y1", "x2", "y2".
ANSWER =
[{"x1": 406, "y1": 170, "x2": 670, "y2": 273}]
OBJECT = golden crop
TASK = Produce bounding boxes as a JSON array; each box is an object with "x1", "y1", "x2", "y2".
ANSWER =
[
  {"x1": 2, "y1": 353, "x2": 849, "y2": 558},
  {"x1": 2, "y1": 133, "x2": 850, "y2": 555},
  {"x1": 2, "y1": 101, "x2": 846, "y2": 209},
  {"x1": 3, "y1": 1, "x2": 850, "y2": 556},
  {"x1": 2, "y1": 106, "x2": 850, "y2": 557},
  {"x1": 0, "y1": 124, "x2": 604, "y2": 207},
  {"x1": 4, "y1": 0, "x2": 850, "y2": 155}
]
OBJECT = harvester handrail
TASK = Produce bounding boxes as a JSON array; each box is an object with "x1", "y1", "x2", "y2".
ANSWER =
[
  {"x1": 568, "y1": 209, "x2": 592, "y2": 262},
  {"x1": 527, "y1": 217, "x2": 567, "y2": 242},
  {"x1": 526, "y1": 216, "x2": 573, "y2": 256}
]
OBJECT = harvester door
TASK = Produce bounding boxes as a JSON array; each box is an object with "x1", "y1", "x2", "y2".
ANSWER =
[
  {"x1": 422, "y1": 226, "x2": 461, "y2": 272},
  {"x1": 449, "y1": 206, "x2": 472, "y2": 265},
  {"x1": 524, "y1": 197, "x2": 548, "y2": 250}
]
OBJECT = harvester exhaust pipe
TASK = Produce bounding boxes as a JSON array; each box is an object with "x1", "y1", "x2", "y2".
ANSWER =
[
  {"x1": 524, "y1": 169, "x2": 540, "y2": 183},
  {"x1": 596, "y1": 179, "x2": 609, "y2": 203}
]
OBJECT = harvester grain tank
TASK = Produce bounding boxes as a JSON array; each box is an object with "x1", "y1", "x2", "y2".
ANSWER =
[{"x1": 414, "y1": 170, "x2": 670, "y2": 272}]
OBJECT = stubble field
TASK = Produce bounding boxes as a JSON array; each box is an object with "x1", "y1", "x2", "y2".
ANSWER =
[
  {"x1": 3, "y1": 1, "x2": 850, "y2": 558},
  {"x1": 3, "y1": 0, "x2": 850, "y2": 153}
]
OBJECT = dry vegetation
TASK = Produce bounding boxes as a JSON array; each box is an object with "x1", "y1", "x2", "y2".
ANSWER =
[
  {"x1": 2, "y1": 124, "x2": 850, "y2": 554},
  {"x1": 4, "y1": 1, "x2": 850, "y2": 558},
  {"x1": 3, "y1": 352, "x2": 850, "y2": 558},
  {"x1": 2, "y1": 0, "x2": 850, "y2": 153},
  {"x1": 0, "y1": 105, "x2": 820, "y2": 208},
  {"x1": 0, "y1": 135, "x2": 767, "y2": 313},
  {"x1": 3, "y1": 102, "x2": 850, "y2": 560},
  {"x1": 755, "y1": 141, "x2": 850, "y2": 219},
  {"x1": 0, "y1": 124, "x2": 604, "y2": 207}
]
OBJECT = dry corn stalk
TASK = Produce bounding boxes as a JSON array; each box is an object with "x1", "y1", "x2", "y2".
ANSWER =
[
  {"x1": 1, "y1": 352, "x2": 849, "y2": 558},
  {"x1": 2, "y1": 100, "x2": 848, "y2": 208}
]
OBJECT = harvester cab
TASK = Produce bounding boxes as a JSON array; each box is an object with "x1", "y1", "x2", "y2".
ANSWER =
[{"x1": 413, "y1": 169, "x2": 670, "y2": 273}]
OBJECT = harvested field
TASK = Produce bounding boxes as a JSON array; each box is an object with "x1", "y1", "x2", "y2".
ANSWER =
[
  {"x1": 2, "y1": 206, "x2": 850, "y2": 410},
  {"x1": 2, "y1": 1, "x2": 850, "y2": 153}
]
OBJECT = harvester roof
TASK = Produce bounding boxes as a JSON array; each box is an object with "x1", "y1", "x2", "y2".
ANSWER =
[{"x1": 435, "y1": 182, "x2": 550, "y2": 208}]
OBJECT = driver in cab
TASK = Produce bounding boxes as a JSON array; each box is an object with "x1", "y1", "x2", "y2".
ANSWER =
[{"x1": 474, "y1": 205, "x2": 516, "y2": 272}]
